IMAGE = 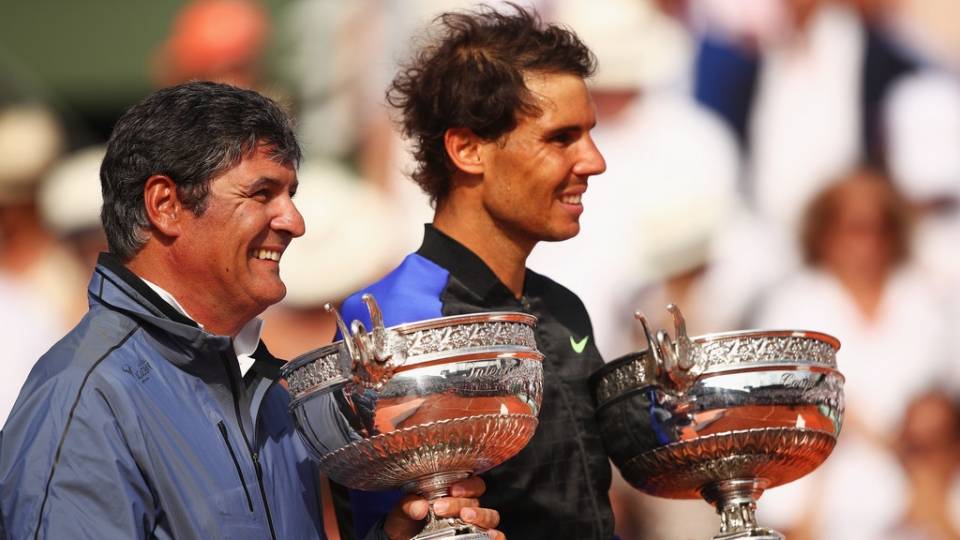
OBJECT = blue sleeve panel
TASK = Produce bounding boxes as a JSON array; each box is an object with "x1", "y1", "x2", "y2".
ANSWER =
[{"x1": 335, "y1": 253, "x2": 449, "y2": 538}]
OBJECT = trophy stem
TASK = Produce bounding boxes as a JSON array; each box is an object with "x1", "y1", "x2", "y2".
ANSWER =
[
  {"x1": 701, "y1": 478, "x2": 784, "y2": 540},
  {"x1": 407, "y1": 471, "x2": 489, "y2": 540}
]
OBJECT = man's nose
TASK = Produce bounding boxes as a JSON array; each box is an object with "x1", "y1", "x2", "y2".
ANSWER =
[
  {"x1": 273, "y1": 197, "x2": 306, "y2": 238},
  {"x1": 574, "y1": 136, "x2": 606, "y2": 177}
]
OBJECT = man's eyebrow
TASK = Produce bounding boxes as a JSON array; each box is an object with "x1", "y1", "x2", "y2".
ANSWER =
[
  {"x1": 247, "y1": 177, "x2": 294, "y2": 191},
  {"x1": 545, "y1": 121, "x2": 595, "y2": 136}
]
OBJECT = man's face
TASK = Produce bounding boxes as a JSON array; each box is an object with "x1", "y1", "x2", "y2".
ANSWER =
[
  {"x1": 174, "y1": 145, "x2": 304, "y2": 318},
  {"x1": 477, "y1": 72, "x2": 606, "y2": 246}
]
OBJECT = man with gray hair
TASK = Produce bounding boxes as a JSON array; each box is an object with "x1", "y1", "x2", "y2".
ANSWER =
[{"x1": 0, "y1": 81, "x2": 500, "y2": 540}]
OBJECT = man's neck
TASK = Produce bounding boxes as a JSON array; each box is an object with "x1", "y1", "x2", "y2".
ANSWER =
[
  {"x1": 126, "y1": 251, "x2": 251, "y2": 337},
  {"x1": 432, "y1": 205, "x2": 533, "y2": 298}
]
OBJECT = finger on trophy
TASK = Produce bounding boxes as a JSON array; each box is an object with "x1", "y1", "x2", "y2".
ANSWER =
[
  {"x1": 455, "y1": 506, "x2": 501, "y2": 533},
  {"x1": 448, "y1": 476, "x2": 485, "y2": 497}
]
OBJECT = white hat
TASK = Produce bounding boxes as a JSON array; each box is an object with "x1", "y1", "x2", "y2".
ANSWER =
[
  {"x1": 280, "y1": 160, "x2": 402, "y2": 306},
  {"x1": 38, "y1": 146, "x2": 106, "y2": 236},
  {"x1": 627, "y1": 96, "x2": 740, "y2": 282},
  {"x1": 551, "y1": 0, "x2": 691, "y2": 91},
  {"x1": 0, "y1": 105, "x2": 64, "y2": 204},
  {"x1": 884, "y1": 70, "x2": 960, "y2": 202}
]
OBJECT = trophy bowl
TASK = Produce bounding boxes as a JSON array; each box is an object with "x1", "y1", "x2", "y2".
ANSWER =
[
  {"x1": 281, "y1": 295, "x2": 543, "y2": 540},
  {"x1": 590, "y1": 306, "x2": 844, "y2": 540}
]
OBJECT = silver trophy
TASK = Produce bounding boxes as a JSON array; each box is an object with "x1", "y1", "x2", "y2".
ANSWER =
[
  {"x1": 590, "y1": 305, "x2": 844, "y2": 540},
  {"x1": 281, "y1": 295, "x2": 543, "y2": 540}
]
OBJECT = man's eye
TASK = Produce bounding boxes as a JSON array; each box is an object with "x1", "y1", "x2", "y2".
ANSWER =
[
  {"x1": 252, "y1": 189, "x2": 271, "y2": 200},
  {"x1": 549, "y1": 132, "x2": 575, "y2": 145}
]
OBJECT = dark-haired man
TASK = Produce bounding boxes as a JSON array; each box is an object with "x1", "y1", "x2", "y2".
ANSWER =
[
  {"x1": 337, "y1": 5, "x2": 614, "y2": 539},
  {"x1": 0, "y1": 81, "x2": 500, "y2": 540}
]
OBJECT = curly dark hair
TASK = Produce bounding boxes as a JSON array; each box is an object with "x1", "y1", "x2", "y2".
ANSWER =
[
  {"x1": 387, "y1": 3, "x2": 596, "y2": 204},
  {"x1": 101, "y1": 81, "x2": 300, "y2": 260}
]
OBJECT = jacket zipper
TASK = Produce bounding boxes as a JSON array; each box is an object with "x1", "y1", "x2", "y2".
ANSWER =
[
  {"x1": 217, "y1": 421, "x2": 254, "y2": 512},
  {"x1": 222, "y1": 354, "x2": 279, "y2": 540},
  {"x1": 251, "y1": 378, "x2": 280, "y2": 540}
]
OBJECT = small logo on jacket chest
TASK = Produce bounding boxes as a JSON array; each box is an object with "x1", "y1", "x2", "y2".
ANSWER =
[{"x1": 122, "y1": 359, "x2": 153, "y2": 383}]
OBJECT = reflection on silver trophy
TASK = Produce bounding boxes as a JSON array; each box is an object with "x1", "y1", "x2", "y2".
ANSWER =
[
  {"x1": 281, "y1": 295, "x2": 543, "y2": 540},
  {"x1": 590, "y1": 305, "x2": 844, "y2": 540}
]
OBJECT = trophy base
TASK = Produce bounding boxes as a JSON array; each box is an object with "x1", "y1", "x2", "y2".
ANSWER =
[
  {"x1": 702, "y1": 479, "x2": 785, "y2": 540},
  {"x1": 714, "y1": 533, "x2": 783, "y2": 540},
  {"x1": 411, "y1": 516, "x2": 489, "y2": 540},
  {"x1": 413, "y1": 531, "x2": 489, "y2": 540},
  {"x1": 409, "y1": 472, "x2": 492, "y2": 540}
]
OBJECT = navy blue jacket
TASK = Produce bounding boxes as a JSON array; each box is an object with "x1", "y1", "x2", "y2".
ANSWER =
[
  {"x1": 336, "y1": 226, "x2": 614, "y2": 540},
  {"x1": 0, "y1": 254, "x2": 332, "y2": 539}
]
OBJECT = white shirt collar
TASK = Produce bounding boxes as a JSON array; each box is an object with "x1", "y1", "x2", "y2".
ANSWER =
[{"x1": 141, "y1": 278, "x2": 264, "y2": 376}]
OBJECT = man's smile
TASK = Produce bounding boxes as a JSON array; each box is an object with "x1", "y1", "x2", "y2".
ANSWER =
[{"x1": 252, "y1": 248, "x2": 282, "y2": 262}]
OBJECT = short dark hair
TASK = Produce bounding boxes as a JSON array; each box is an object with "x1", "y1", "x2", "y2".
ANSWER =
[
  {"x1": 100, "y1": 81, "x2": 301, "y2": 259},
  {"x1": 387, "y1": 3, "x2": 596, "y2": 204}
]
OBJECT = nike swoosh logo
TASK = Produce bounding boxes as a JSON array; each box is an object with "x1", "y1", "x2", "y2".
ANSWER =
[{"x1": 570, "y1": 335, "x2": 589, "y2": 354}]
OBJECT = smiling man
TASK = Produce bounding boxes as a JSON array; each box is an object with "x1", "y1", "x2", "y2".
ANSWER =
[
  {"x1": 0, "y1": 82, "x2": 500, "y2": 540},
  {"x1": 337, "y1": 6, "x2": 614, "y2": 540}
]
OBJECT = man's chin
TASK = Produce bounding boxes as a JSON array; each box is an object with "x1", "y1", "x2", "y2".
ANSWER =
[
  {"x1": 254, "y1": 283, "x2": 287, "y2": 310},
  {"x1": 542, "y1": 225, "x2": 581, "y2": 243}
]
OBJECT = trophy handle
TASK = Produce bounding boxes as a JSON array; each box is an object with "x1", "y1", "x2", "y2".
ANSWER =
[
  {"x1": 325, "y1": 296, "x2": 399, "y2": 390},
  {"x1": 326, "y1": 303, "x2": 360, "y2": 363},
  {"x1": 361, "y1": 293, "x2": 391, "y2": 364},
  {"x1": 634, "y1": 310, "x2": 663, "y2": 367},
  {"x1": 635, "y1": 305, "x2": 701, "y2": 392}
]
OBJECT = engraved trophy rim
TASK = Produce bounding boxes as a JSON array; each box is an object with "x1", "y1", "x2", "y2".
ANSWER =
[
  {"x1": 281, "y1": 310, "x2": 540, "y2": 403},
  {"x1": 590, "y1": 328, "x2": 841, "y2": 407},
  {"x1": 690, "y1": 328, "x2": 840, "y2": 350}
]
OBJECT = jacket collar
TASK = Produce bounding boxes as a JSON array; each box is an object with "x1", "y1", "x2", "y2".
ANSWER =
[
  {"x1": 90, "y1": 253, "x2": 288, "y2": 381},
  {"x1": 416, "y1": 224, "x2": 529, "y2": 305},
  {"x1": 90, "y1": 254, "x2": 253, "y2": 371}
]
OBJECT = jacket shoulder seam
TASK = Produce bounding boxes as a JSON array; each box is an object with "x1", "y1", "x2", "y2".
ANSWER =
[{"x1": 33, "y1": 325, "x2": 140, "y2": 539}]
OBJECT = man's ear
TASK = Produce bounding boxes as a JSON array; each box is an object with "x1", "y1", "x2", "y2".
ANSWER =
[
  {"x1": 444, "y1": 127, "x2": 484, "y2": 175},
  {"x1": 143, "y1": 175, "x2": 184, "y2": 238}
]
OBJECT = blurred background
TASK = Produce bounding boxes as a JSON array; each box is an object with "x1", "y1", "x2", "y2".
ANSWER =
[{"x1": 2, "y1": 0, "x2": 960, "y2": 538}]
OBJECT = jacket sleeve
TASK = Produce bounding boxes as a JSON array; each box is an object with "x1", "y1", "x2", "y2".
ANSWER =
[{"x1": 6, "y1": 385, "x2": 157, "y2": 539}]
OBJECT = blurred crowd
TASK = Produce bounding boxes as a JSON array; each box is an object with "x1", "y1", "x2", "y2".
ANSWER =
[{"x1": 2, "y1": 0, "x2": 960, "y2": 538}]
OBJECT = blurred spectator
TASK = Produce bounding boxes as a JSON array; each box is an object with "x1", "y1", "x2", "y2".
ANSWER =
[
  {"x1": 37, "y1": 146, "x2": 108, "y2": 326},
  {"x1": 883, "y1": 0, "x2": 960, "y2": 71},
  {"x1": 753, "y1": 169, "x2": 955, "y2": 540},
  {"x1": 0, "y1": 276, "x2": 60, "y2": 426},
  {"x1": 883, "y1": 389, "x2": 960, "y2": 540},
  {"x1": 691, "y1": 0, "x2": 920, "y2": 224},
  {"x1": 883, "y1": 70, "x2": 960, "y2": 293},
  {"x1": 0, "y1": 103, "x2": 67, "y2": 423},
  {"x1": 0, "y1": 103, "x2": 83, "y2": 331},
  {"x1": 154, "y1": 0, "x2": 269, "y2": 89}
]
